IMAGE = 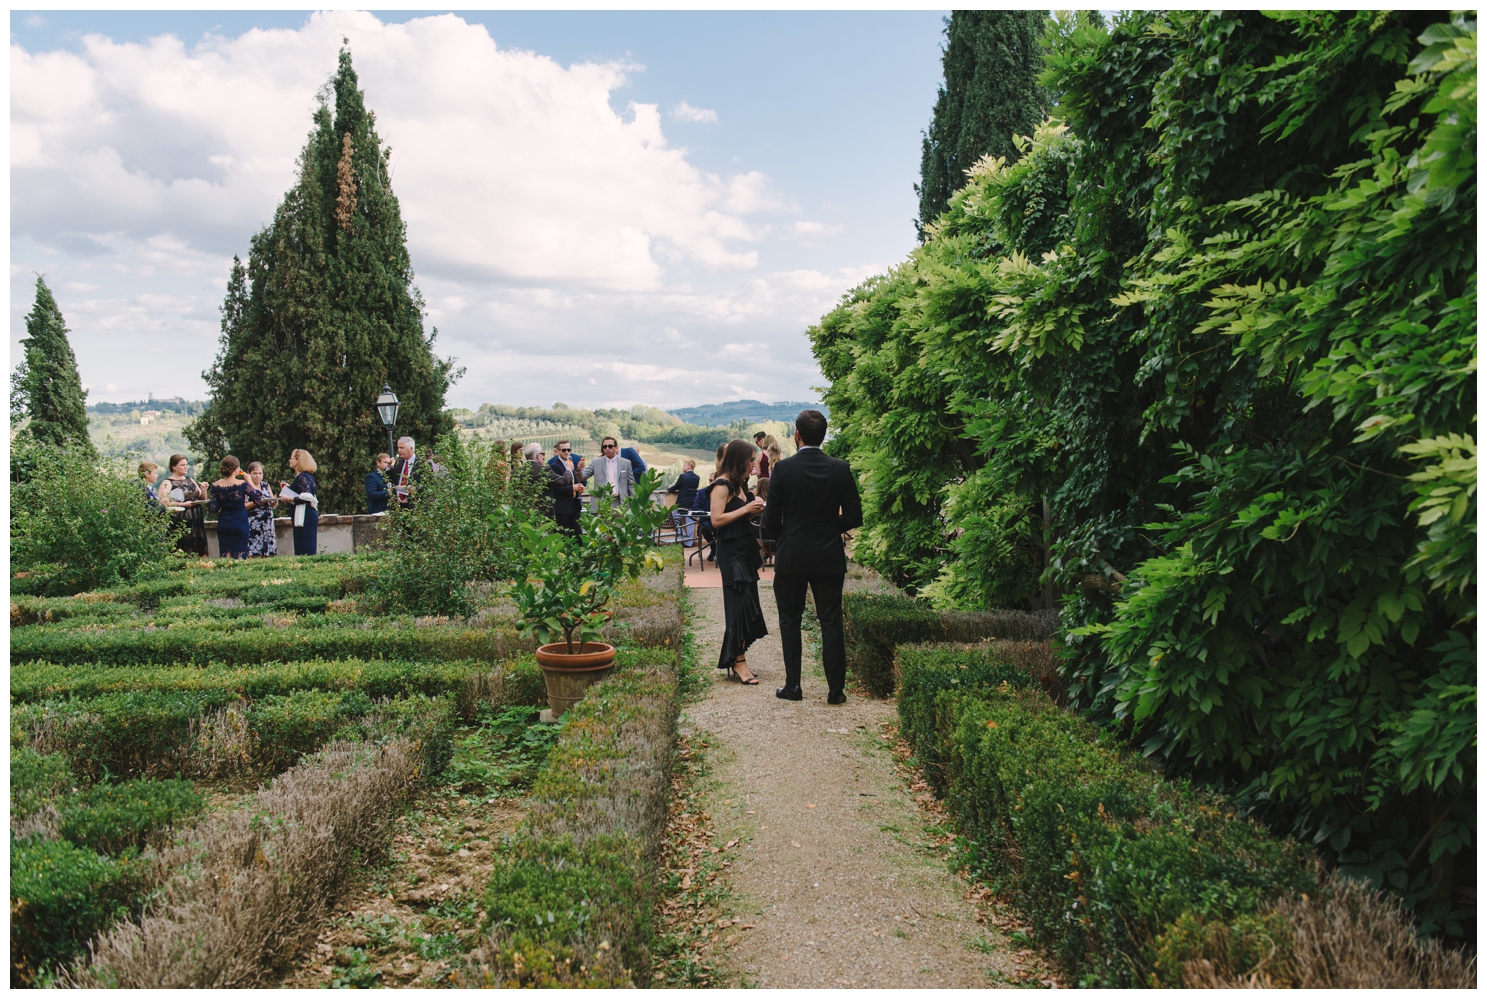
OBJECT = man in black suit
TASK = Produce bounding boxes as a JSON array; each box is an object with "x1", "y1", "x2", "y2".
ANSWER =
[
  {"x1": 365, "y1": 453, "x2": 392, "y2": 514},
  {"x1": 762, "y1": 409, "x2": 863, "y2": 704},
  {"x1": 665, "y1": 459, "x2": 702, "y2": 546}
]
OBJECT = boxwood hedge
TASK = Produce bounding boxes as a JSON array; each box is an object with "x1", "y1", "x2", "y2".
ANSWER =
[
  {"x1": 898, "y1": 651, "x2": 1316, "y2": 987},
  {"x1": 842, "y1": 592, "x2": 1058, "y2": 695}
]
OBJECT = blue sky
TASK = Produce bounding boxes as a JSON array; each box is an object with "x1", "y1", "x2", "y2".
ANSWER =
[{"x1": 11, "y1": 10, "x2": 948, "y2": 409}]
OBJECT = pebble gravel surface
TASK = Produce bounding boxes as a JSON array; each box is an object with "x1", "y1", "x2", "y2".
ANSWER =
[{"x1": 685, "y1": 584, "x2": 1020, "y2": 988}]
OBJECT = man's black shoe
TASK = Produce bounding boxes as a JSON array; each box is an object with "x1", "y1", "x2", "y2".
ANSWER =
[
  {"x1": 827, "y1": 690, "x2": 847, "y2": 705},
  {"x1": 776, "y1": 685, "x2": 803, "y2": 701}
]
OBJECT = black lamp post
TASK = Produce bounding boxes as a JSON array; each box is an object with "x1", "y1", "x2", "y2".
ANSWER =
[{"x1": 376, "y1": 384, "x2": 400, "y2": 456}]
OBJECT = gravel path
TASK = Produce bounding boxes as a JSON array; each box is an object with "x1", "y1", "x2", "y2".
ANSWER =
[{"x1": 684, "y1": 585, "x2": 1018, "y2": 988}]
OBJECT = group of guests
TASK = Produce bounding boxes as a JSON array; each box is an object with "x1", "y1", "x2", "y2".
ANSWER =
[
  {"x1": 663, "y1": 430, "x2": 783, "y2": 552},
  {"x1": 137, "y1": 449, "x2": 321, "y2": 558},
  {"x1": 522, "y1": 436, "x2": 650, "y2": 536}
]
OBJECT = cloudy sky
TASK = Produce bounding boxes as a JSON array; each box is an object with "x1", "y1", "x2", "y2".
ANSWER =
[{"x1": 11, "y1": 10, "x2": 946, "y2": 410}]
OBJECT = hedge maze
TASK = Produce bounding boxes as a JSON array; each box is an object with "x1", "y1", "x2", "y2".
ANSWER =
[{"x1": 10, "y1": 551, "x2": 687, "y2": 987}]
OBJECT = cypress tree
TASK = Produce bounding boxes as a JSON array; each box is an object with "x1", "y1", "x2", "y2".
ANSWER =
[
  {"x1": 17, "y1": 277, "x2": 92, "y2": 450},
  {"x1": 189, "y1": 47, "x2": 460, "y2": 513},
  {"x1": 915, "y1": 11, "x2": 1048, "y2": 238}
]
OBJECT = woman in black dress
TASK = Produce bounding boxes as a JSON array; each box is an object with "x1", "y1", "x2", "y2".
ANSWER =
[
  {"x1": 709, "y1": 438, "x2": 768, "y2": 684},
  {"x1": 157, "y1": 454, "x2": 207, "y2": 556},
  {"x1": 280, "y1": 449, "x2": 319, "y2": 556}
]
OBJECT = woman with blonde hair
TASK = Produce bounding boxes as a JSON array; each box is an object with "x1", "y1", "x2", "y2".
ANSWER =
[{"x1": 279, "y1": 449, "x2": 319, "y2": 555}]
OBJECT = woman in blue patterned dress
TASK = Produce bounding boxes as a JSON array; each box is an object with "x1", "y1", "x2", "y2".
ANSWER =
[{"x1": 245, "y1": 461, "x2": 279, "y2": 557}]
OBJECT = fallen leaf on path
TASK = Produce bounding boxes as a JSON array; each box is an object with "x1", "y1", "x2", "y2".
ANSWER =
[
  {"x1": 791, "y1": 840, "x2": 802, "y2": 848},
  {"x1": 725, "y1": 838, "x2": 738, "y2": 849}
]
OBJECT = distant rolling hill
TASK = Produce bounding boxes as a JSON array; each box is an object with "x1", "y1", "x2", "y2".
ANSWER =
[{"x1": 666, "y1": 399, "x2": 826, "y2": 427}]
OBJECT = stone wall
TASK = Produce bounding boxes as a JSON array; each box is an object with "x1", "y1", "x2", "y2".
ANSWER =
[{"x1": 205, "y1": 513, "x2": 388, "y2": 558}]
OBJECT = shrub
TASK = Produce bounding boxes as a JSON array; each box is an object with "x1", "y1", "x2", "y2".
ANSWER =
[
  {"x1": 895, "y1": 644, "x2": 1035, "y2": 793},
  {"x1": 468, "y1": 652, "x2": 679, "y2": 986},
  {"x1": 1166, "y1": 871, "x2": 1475, "y2": 988},
  {"x1": 59, "y1": 702, "x2": 453, "y2": 987},
  {"x1": 843, "y1": 594, "x2": 943, "y2": 696},
  {"x1": 9, "y1": 438, "x2": 181, "y2": 596},
  {"x1": 16, "y1": 688, "x2": 384, "y2": 781},
  {"x1": 10, "y1": 838, "x2": 145, "y2": 986},
  {"x1": 843, "y1": 593, "x2": 1058, "y2": 696},
  {"x1": 57, "y1": 779, "x2": 207, "y2": 856},
  {"x1": 9, "y1": 622, "x2": 533, "y2": 666},
  {"x1": 906, "y1": 681, "x2": 1317, "y2": 986},
  {"x1": 374, "y1": 432, "x2": 545, "y2": 617},
  {"x1": 12, "y1": 745, "x2": 74, "y2": 821}
]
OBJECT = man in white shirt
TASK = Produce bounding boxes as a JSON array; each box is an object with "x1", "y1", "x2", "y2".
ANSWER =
[
  {"x1": 589, "y1": 436, "x2": 635, "y2": 509},
  {"x1": 388, "y1": 436, "x2": 424, "y2": 508}
]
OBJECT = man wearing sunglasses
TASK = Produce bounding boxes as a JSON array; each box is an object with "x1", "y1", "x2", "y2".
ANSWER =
[
  {"x1": 588, "y1": 436, "x2": 636, "y2": 511},
  {"x1": 546, "y1": 440, "x2": 589, "y2": 536}
]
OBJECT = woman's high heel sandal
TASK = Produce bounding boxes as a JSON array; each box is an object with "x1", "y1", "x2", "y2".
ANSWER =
[{"x1": 730, "y1": 659, "x2": 761, "y2": 685}]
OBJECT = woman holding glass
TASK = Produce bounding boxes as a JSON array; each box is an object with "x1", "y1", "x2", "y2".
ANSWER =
[{"x1": 158, "y1": 454, "x2": 207, "y2": 556}]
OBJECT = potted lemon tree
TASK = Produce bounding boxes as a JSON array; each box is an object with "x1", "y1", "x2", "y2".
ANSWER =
[{"x1": 510, "y1": 471, "x2": 668, "y2": 719}]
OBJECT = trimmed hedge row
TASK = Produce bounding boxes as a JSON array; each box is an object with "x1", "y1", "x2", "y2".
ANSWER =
[
  {"x1": 897, "y1": 650, "x2": 1316, "y2": 987},
  {"x1": 471, "y1": 648, "x2": 680, "y2": 987},
  {"x1": 15, "y1": 688, "x2": 436, "y2": 781},
  {"x1": 10, "y1": 623, "x2": 535, "y2": 666},
  {"x1": 10, "y1": 657, "x2": 544, "y2": 712},
  {"x1": 842, "y1": 593, "x2": 1058, "y2": 696},
  {"x1": 13, "y1": 696, "x2": 454, "y2": 987},
  {"x1": 57, "y1": 699, "x2": 454, "y2": 987}
]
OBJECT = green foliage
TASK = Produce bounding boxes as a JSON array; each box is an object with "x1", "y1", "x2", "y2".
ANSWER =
[
  {"x1": 10, "y1": 838, "x2": 145, "y2": 987},
  {"x1": 57, "y1": 778, "x2": 206, "y2": 855},
  {"x1": 895, "y1": 644, "x2": 1035, "y2": 792},
  {"x1": 10, "y1": 619, "x2": 529, "y2": 667},
  {"x1": 902, "y1": 680, "x2": 1315, "y2": 986},
  {"x1": 15, "y1": 277, "x2": 92, "y2": 450},
  {"x1": 479, "y1": 653, "x2": 678, "y2": 986},
  {"x1": 14, "y1": 688, "x2": 377, "y2": 780},
  {"x1": 812, "y1": 11, "x2": 1476, "y2": 924},
  {"x1": 917, "y1": 10, "x2": 1050, "y2": 235},
  {"x1": 511, "y1": 471, "x2": 670, "y2": 652},
  {"x1": 188, "y1": 48, "x2": 459, "y2": 514},
  {"x1": 12, "y1": 746, "x2": 75, "y2": 821},
  {"x1": 10, "y1": 438, "x2": 180, "y2": 595},
  {"x1": 10, "y1": 658, "x2": 484, "y2": 704},
  {"x1": 841, "y1": 592, "x2": 1058, "y2": 695},
  {"x1": 375, "y1": 431, "x2": 545, "y2": 617},
  {"x1": 446, "y1": 705, "x2": 560, "y2": 794}
]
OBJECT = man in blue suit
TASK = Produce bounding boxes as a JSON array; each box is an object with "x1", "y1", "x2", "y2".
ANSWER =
[{"x1": 620, "y1": 445, "x2": 648, "y2": 478}]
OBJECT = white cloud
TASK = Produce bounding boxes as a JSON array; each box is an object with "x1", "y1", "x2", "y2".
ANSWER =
[
  {"x1": 671, "y1": 100, "x2": 718, "y2": 124},
  {"x1": 10, "y1": 11, "x2": 887, "y2": 408},
  {"x1": 785, "y1": 220, "x2": 845, "y2": 244}
]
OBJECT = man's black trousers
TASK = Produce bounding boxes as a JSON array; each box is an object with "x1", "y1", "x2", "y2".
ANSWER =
[{"x1": 774, "y1": 572, "x2": 846, "y2": 693}]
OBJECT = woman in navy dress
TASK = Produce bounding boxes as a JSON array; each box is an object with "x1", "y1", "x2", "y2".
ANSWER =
[
  {"x1": 207, "y1": 455, "x2": 252, "y2": 559},
  {"x1": 281, "y1": 449, "x2": 319, "y2": 556},
  {"x1": 709, "y1": 439, "x2": 768, "y2": 684}
]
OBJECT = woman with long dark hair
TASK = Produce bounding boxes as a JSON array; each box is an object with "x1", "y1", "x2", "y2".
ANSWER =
[
  {"x1": 158, "y1": 454, "x2": 207, "y2": 556},
  {"x1": 708, "y1": 438, "x2": 767, "y2": 684}
]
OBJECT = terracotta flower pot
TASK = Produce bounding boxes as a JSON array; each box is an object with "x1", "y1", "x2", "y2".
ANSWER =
[{"x1": 535, "y1": 642, "x2": 617, "y2": 720}]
